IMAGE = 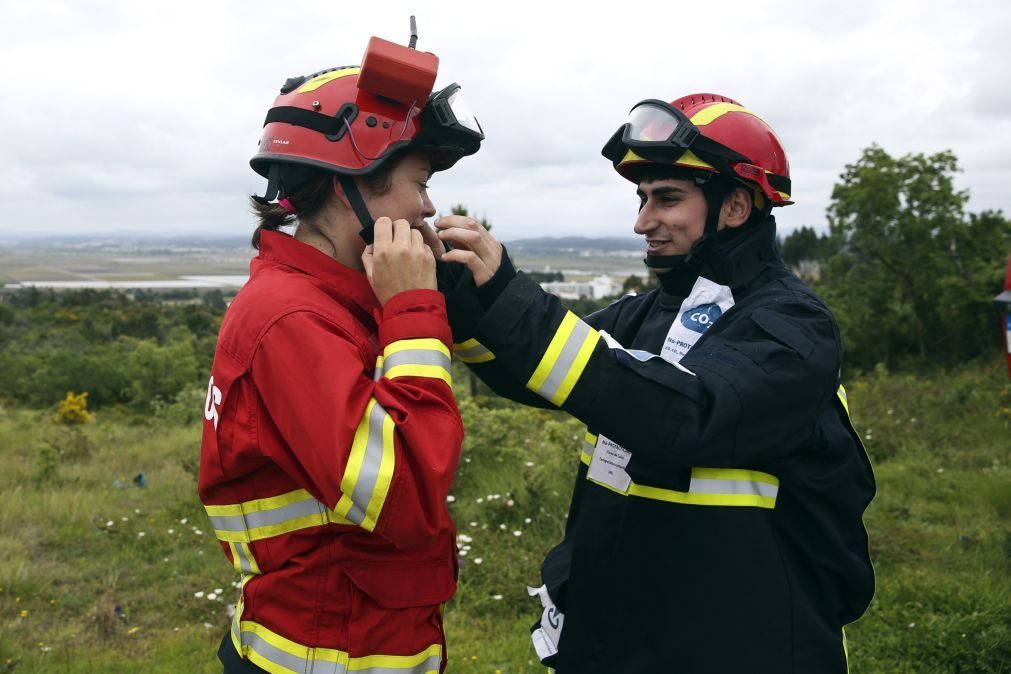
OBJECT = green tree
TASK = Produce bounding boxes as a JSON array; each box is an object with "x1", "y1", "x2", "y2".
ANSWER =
[
  {"x1": 780, "y1": 225, "x2": 834, "y2": 267},
  {"x1": 822, "y1": 145, "x2": 1011, "y2": 368},
  {"x1": 450, "y1": 204, "x2": 491, "y2": 231}
]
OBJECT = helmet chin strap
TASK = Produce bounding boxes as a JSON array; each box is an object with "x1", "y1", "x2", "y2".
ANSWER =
[{"x1": 338, "y1": 175, "x2": 378, "y2": 245}]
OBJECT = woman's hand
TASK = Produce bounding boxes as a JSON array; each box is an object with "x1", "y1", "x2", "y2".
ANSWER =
[
  {"x1": 362, "y1": 217, "x2": 436, "y2": 305},
  {"x1": 435, "y1": 215, "x2": 503, "y2": 286}
]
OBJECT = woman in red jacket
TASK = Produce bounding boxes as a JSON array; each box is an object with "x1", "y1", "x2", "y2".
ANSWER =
[{"x1": 198, "y1": 37, "x2": 483, "y2": 674}]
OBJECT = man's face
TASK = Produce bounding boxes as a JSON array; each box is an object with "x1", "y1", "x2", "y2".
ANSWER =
[{"x1": 633, "y1": 178, "x2": 709, "y2": 258}]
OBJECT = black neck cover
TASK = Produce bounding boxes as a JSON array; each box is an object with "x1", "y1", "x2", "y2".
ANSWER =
[{"x1": 652, "y1": 215, "x2": 780, "y2": 290}]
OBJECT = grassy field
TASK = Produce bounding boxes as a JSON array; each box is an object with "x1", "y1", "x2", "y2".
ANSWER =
[{"x1": 1, "y1": 358, "x2": 1009, "y2": 672}]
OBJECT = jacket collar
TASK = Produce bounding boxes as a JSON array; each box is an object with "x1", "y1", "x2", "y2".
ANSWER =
[
  {"x1": 656, "y1": 215, "x2": 782, "y2": 296},
  {"x1": 256, "y1": 230, "x2": 381, "y2": 320}
]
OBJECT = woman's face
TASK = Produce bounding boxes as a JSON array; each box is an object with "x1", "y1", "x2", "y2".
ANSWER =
[{"x1": 363, "y1": 151, "x2": 437, "y2": 231}]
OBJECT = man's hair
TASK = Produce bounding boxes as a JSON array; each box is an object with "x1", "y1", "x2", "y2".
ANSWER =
[{"x1": 636, "y1": 164, "x2": 770, "y2": 225}]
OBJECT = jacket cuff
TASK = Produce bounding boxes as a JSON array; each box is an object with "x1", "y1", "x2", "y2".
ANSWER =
[
  {"x1": 475, "y1": 246, "x2": 517, "y2": 309},
  {"x1": 379, "y1": 289, "x2": 452, "y2": 349}
]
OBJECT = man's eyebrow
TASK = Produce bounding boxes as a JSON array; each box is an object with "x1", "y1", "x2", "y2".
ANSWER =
[{"x1": 638, "y1": 185, "x2": 688, "y2": 198}]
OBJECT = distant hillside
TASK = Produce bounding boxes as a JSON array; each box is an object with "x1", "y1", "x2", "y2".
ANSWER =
[{"x1": 503, "y1": 236, "x2": 642, "y2": 253}]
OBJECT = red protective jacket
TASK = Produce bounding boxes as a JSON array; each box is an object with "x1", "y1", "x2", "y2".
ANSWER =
[{"x1": 199, "y1": 231, "x2": 462, "y2": 674}]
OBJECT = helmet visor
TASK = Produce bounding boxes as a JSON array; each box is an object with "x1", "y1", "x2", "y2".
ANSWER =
[
  {"x1": 416, "y1": 83, "x2": 484, "y2": 170},
  {"x1": 624, "y1": 102, "x2": 690, "y2": 144}
]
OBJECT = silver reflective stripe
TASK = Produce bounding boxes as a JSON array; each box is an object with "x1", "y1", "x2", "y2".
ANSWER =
[
  {"x1": 382, "y1": 349, "x2": 451, "y2": 372},
  {"x1": 208, "y1": 496, "x2": 326, "y2": 533},
  {"x1": 357, "y1": 655, "x2": 442, "y2": 674},
  {"x1": 346, "y1": 401, "x2": 388, "y2": 526},
  {"x1": 454, "y1": 340, "x2": 494, "y2": 362},
  {"x1": 233, "y1": 543, "x2": 255, "y2": 575},
  {"x1": 243, "y1": 630, "x2": 343, "y2": 674},
  {"x1": 536, "y1": 320, "x2": 594, "y2": 402},
  {"x1": 689, "y1": 477, "x2": 779, "y2": 499}
]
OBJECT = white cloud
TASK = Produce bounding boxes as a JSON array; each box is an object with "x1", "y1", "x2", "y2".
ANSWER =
[{"x1": 1, "y1": 0, "x2": 1009, "y2": 241}]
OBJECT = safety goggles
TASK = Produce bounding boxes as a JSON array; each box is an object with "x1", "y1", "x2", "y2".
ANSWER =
[
  {"x1": 601, "y1": 99, "x2": 751, "y2": 168},
  {"x1": 416, "y1": 83, "x2": 484, "y2": 168}
]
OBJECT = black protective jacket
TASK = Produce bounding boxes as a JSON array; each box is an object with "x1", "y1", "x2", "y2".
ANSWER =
[{"x1": 440, "y1": 217, "x2": 875, "y2": 673}]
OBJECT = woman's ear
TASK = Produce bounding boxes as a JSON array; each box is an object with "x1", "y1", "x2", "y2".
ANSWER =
[
  {"x1": 331, "y1": 176, "x2": 353, "y2": 210},
  {"x1": 722, "y1": 187, "x2": 754, "y2": 229}
]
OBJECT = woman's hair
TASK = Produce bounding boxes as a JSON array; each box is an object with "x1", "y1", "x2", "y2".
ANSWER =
[{"x1": 249, "y1": 151, "x2": 406, "y2": 249}]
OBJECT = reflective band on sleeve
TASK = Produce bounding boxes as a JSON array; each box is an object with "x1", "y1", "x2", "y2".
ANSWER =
[
  {"x1": 229, "y1": 541, "x2": 261, "y2": 575},
  {"x1": 577, "y1": 432, "x2": 779, "y2": 508},
  {"x1": 581, "y1": 431, "x2": 597, "y2": 464},
  {"x1": 454, "y1": 338, "x2": 495, "y2": 363},
  {"x1": 382, "y1": 338, "x2": 452, "y2": 384},
  {"x1": 837, "y1": 384, "x2": 850, "y2": 415},
  {"x1": 233, "y1": 613, "x2": 443, "y2": 674},
  {"x1": 335, "y1": 398, "x2": 395, "y2": 532},
  {"x1": 526, "y1": 312, "x2": 600, "y2": 406},
  {"x1": 205, "y1": 489, "x2": 356, "y2": 543}
]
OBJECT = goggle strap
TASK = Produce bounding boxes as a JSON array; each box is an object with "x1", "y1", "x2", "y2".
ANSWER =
[
  {"x1": 339, "y1": 175, "x2": 377, "y2": 245},
  {"x1": 264, "y1": 104, "x2": 358, "y2": 142}
]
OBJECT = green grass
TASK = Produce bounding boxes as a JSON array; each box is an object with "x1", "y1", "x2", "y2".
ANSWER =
[{"x1": 1, "y1": 357, "x2": 1009, "y2": 672}]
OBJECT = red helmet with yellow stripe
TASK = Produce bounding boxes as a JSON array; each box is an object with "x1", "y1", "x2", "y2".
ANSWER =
[{"x1": 602, "y1": 93, "x2": 792, "y2": 207}]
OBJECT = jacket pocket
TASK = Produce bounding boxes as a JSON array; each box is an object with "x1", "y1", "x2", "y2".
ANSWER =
[{"x1": 344, "y1": 560, "x2": 457, "y2": 609}]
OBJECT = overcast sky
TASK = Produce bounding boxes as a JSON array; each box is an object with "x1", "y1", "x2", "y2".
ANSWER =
[{"x1": 2, "y1": 0, "x2": 1009, "y2": 243}]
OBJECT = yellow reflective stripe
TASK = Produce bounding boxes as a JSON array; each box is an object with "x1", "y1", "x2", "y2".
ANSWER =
[
  {"x1": 384, "y1": 364, "x2": 452, "y2": 384},
  {"x1": 620, "y1": 147, "x2": 715, "y2": 171},
  {"x1": 629, "y1": 482, "x2": 777, "y2": 508},
  {"x1": 526, "y1": 312, "x2": 600, "y2": 406},
  {"x1": 843, "y1": 627, "x2": 850, "y2": 672},
  {"x1": 384, "y1": 338, "x2": 450, "y2": 358},
  {"x1": 689, "y1": 102, "x2": 763, "y2": 127},
  {"x1": 234, "y1": 615, "x2": 442, "y2": 674},
  {"x1": 205, "y1": 489, "x2": 355, "y2": 543},
  {"x1": 349, "y1": 644, "x2": 443, "y2": 671},
  {"x1": 296, "y1": 67, "x2": 361, "y2": 93},
  {"x1": 240, "y1": 619, "x2": 346, "y2": 673},
  {"x1": 229, "y1": 541, "x2": 261, "y2": 575},
  {"x1": 454, "y1": 338, "x2": 496, "y2": 363},
  {"x1": 363, "y1": 412, "x2": 396, "y2": 530},
  {"x1": 580, "y1": 430, "x2": 597, "y2": 465},
  {"x1": 690, "y1": 467, "x2": 779, "y2": 486},
  {"x1": 579, "y1": 433, "x2": 778, "y2": 508},
  {"x1": 837, "y1": 384, "x2": 850, "y2": 415},
  {"x1": 382, "y1": 339, "x2": 452, "y2": 384},
  {"x1": 336, "y1": 399, "x2": 394, "y2": 531}
]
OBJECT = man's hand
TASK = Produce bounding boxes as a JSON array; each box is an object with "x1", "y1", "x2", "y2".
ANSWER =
[
  {"x1": 435, "y1": 215, "x2": 503, "y2": 286},
  {"x1": 362, "y1": 217, "x2": 436, "y2": 305}
]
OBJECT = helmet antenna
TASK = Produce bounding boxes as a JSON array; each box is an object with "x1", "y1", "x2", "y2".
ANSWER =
[{"x1": 408, "y1": 16, "x2": 419, "y2": 49}]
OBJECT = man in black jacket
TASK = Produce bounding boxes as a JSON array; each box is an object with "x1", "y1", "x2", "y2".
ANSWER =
[{"x1": 434, "y1": 93, "x2": 875, "y2": 673}]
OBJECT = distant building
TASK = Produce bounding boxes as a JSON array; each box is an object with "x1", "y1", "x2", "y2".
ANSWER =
[{"x1": 540, "y1": 275, "x2": 620, "y2": 300}]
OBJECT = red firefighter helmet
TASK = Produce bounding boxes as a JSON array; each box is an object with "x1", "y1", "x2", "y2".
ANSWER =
[
  {"x1": 250, "y1": 66, "x2": 483, "y2": 196},
  {"x1": 602, "y1": 93, "x2": 792, "y2": 206}
]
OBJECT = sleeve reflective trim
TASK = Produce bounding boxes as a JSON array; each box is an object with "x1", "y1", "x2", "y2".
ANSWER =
[
  {"x1": 578, "y1": 433, "x2": 779, "y2": 508},
  {"x1": 382, "y1": 338, "x2": 452, "y2": 384},
  {"x1": 837, "y1": 384, "x2": 850, "y2": 415},
  {"x1": 580, "y1": 431, "x2": 598, "y2": 464},
  {"x1": 334, "y1": 398, "x2": 395, "y2": 532},
  {"x1": 229, "y1": 541, "x2": 261, "y2": 575},
  {"x1": 232, "y1": 611, "x2": 443, "y2": 674},
  {"x1": 205, "y1": 489, "x2": 356, "y2": 543},
  {"x1": 454, "y1": 338, "x2": 495, "y2": 363},
  {"x1": 526, "y1": 312, "x2": 600, "y2": 406}
]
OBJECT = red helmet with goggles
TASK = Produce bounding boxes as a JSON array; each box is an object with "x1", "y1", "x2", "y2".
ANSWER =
[
  {"x1": 249, "y1": 25, "x2": 484, "y2": 243},
  {"x1": 601, "y1": 93, "x2": 792, "y2": 206}
]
